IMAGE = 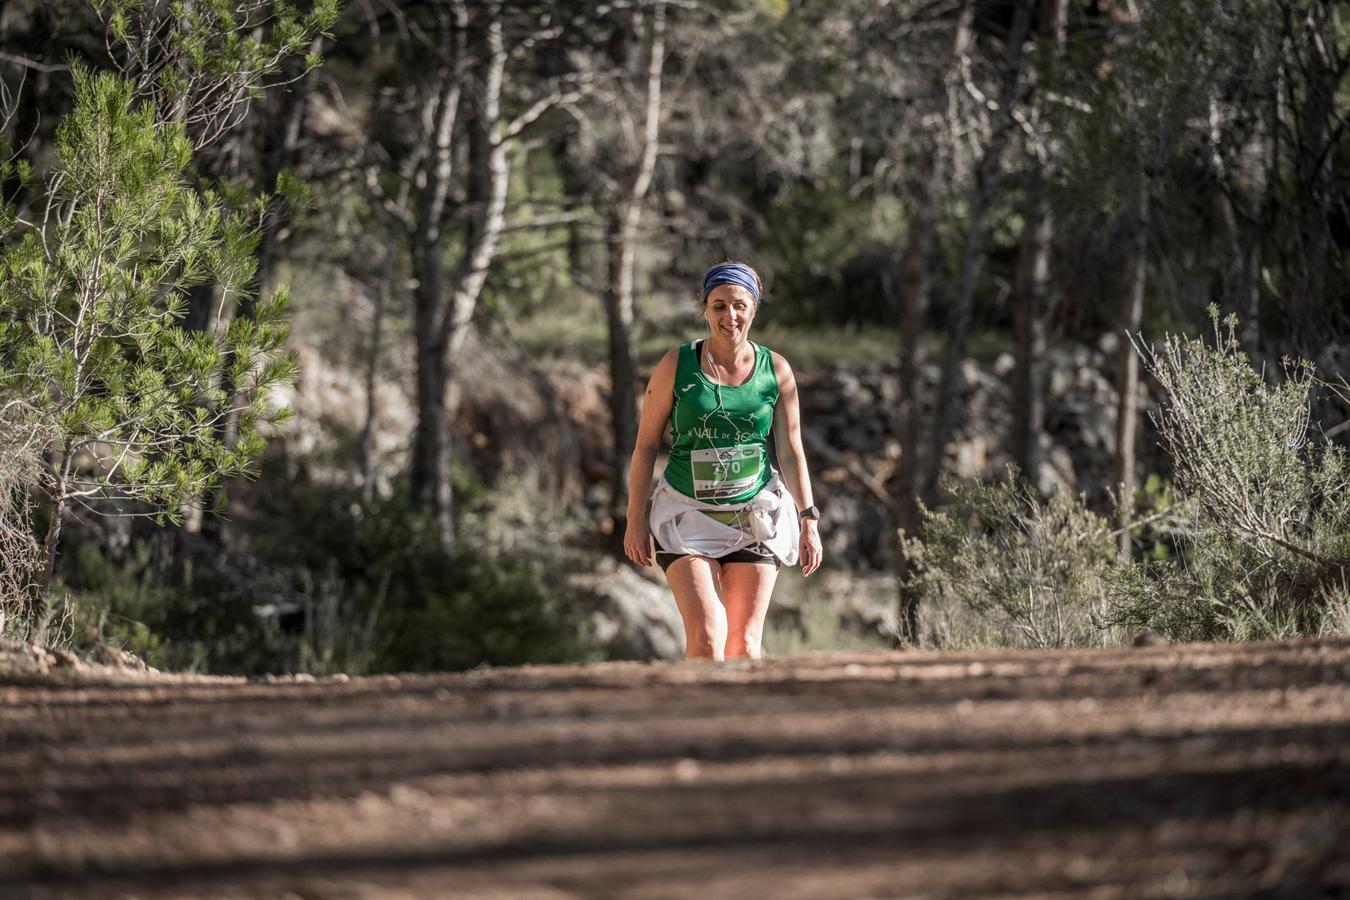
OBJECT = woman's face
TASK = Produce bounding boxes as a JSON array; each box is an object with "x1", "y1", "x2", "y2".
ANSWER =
[{"x1": 704, "y1": 284, "x2": 757, "y2": 345}]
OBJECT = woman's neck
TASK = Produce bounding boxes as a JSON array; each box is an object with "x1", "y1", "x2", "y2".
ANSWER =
[{"x1": 703, "y1": 334, "x2": 752, "y2": 366}]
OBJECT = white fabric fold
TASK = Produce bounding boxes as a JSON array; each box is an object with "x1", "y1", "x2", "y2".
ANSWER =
[{"x1": 648, "y1": 471, "x2": 800, "y2": 566}]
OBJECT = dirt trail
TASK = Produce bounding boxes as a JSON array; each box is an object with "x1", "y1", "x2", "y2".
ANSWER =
[{"x1": 2, "y1": 639, "x2": 1349, "y2": 898}]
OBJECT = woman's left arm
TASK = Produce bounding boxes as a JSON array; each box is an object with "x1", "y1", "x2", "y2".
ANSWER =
[{"x1": 772, "y1": 352, "x2": 822, "y2": 576}]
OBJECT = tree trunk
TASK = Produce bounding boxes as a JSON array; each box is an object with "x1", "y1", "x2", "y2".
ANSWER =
[
  {"x1": 1010, "y1": 0, "x2": 1064, "y2": 492},
  {"x1": 184, "y1": 283, "x2": 214, "y2": 333},
  {"x1": 358, "y1": 242, "x2": 391, "y2": 504},
  {"x1": 411, "y1": 301, "x2": 453, "y2": 545},
  {"x1": 406, "y1": 7, "x2": 524, "y2": 551},
  {"x1": 172, "y1": 37, "x2": 319, "y2": 540},
  {"x1": 1114, "y1": 180, "x2": 1149, "y2": 560},
  {"x1": 604, "y1": 211, "x2": 640, "y2": 547},
  {"x1": 888, "y1": 3, "x2": 974, "y2": 647},
  {"x1": 33, "y1": 444, "x2": 73, "y2": 610},
  {"x1": 890, "y1": 143, "x2": 942, "y2": 646},
  {"x1": 924, "y1": 0, "x2": 1035, "y2": 502},
  {"x1": 603, "y1": 1, "x2": 665, "y2": 551},
  {"x1": 893, "y1": 151, "x2": 938, "y2": 541},
  {"x1": 407, "y1": 8, "x2": 465, "y2": 549},
  {"x1": 35, "y1": 494, "x2": 64, "y2": 613},
  {"x1": 1258, "y1": 13, "x2": 1290, "y2": 362},
  {"x1": 1011, "y1": 176, "x2": 1051, "y2": 489},
  {"x1": 191, "y1": 40, "x2": 317, "y2": 541},
  {"x1": 1290, "y1": 0, "x2": 1335, "y2": 354},
  {"x1": 227, "y1": 39, "x2": 318, "y2": 426},
  {"x1": 410, "y1": 176, "x2": 457, "y2": 547},
  {"x1": 442, "y1": 12, "x2": 509, "y2": 364},
  {"x1": 1207, "y1": 94, "x2": 1261, "y2": 354}
]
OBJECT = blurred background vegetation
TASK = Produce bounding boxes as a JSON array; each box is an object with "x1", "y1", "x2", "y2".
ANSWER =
[{"x1": 1, "y1": 0, "x2": 1347, "y2": 673}]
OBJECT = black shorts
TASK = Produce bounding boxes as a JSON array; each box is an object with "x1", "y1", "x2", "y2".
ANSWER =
[{"x1": 653, "y1": 537, "x2": 779, "y2": 573}]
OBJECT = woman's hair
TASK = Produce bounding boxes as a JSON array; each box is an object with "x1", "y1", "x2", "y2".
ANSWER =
[{"x1": 698, "y1": 260, "x2": 763, "y2": 308}]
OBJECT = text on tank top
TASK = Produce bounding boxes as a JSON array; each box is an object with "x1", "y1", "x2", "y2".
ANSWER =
[{"x1": 664, "y1": 340, "x2": 779, "y2": 504}]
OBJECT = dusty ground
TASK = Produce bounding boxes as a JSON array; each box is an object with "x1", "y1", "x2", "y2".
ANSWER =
[{"x1": 2, "y1": 638, "x2": 1349, "y2": 899}]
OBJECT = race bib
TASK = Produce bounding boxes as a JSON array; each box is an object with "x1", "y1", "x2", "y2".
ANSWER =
[{"x1": 691, "y1": 444, "x2": 764, "y2": 500}]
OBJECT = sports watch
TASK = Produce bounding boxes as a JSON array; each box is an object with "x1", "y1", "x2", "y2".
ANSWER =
[{"x1": 798, "y1": 505, "x2": 821, "y2": 521}]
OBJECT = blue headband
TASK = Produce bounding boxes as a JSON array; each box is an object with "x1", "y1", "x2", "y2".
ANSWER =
[{"x1": 702, "y1": 263, "x2": 761, "y2": 304}]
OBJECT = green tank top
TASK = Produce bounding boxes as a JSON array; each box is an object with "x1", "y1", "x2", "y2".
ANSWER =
[{"x1": 665, "y1": 340, "x2": 779, "y2": 504}]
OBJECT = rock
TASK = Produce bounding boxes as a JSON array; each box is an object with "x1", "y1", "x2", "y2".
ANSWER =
[
  {"x1": 1048, "y1": 364, "x2": 1074, "y2": 399},
  {"x1": 91, "y1": 643, "x2": 152, "y2": 671},
  {"x1": 1132, "y1": 629, "x2": 1169, "y2": 647},
  {"x1": 769, "y1": 570, "x2": 902, "y2": 647},
  {"x1": 875, "y1": 375, "x2": 899, "y2": 407},
  {"x1": 960, "y1": 359, "x2": 984, "y2": 389},
  {"x1": 568, "y1": 564, "x2": 685, "y2": 661},
  {"x1": 952, "y1": 437, "x2": 988, "y2": 480},
  {"x1": 818, "y1": 493, "x2": 893, "y2": 569},
  {"x1": 1042, "y1": 445, "x2": 1078, "y2": 496},
  {"x1": 1315, "y1": 342, "x2": 1349, "y2": 379},
  {"x1": 50, "y1": 649, "x2": 80, "y2": 669},
  {"x1": 0, "y1": 640, "x2": 167, "y2": 680}
]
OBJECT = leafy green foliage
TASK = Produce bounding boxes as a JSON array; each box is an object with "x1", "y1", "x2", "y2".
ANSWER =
[
  {"x1": 0, "y1": 69, "x2": 294, "y2": 519},
  {"x1": 282, "y1": 486, "x2": 595, "y2": 673},
  {"x1": 752, "y1": 178, "x2": 902, "y2": 325},
  {"x1": 95, "y1": 0, "x2": 339, "y2": 146},
  {"x1": 0, "y1": 63, "x2": 304, "y2": 637},
  {"x1": 58, "y1": 476, "x2": 599, "y2": 675},
  {"x1": 60, "y1": 534, "x2": 367, "y2": 676}
]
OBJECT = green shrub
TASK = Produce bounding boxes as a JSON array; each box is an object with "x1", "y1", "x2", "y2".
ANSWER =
[
  {"x1": 56, "y1": 476, "x2": 599, "y2": 675},
  {"x1": 1108, "y1": 310, "x2": 1350, "y2": 642},
  {"x1": 61, "y1": 535, "x2": 322, "y2": 674},
  {"x1": 379, "y1": 543, "x2": 595, "y2": 672},
  {"x1": 911, "y1": 469, "x2": 1122, "y2": 650},
  {"x1": 242, "y1": 481, "x2": 598, "y2": 673},
  {"x1": 911, "y1": 311, "x2": 1349, "y2": 650}
]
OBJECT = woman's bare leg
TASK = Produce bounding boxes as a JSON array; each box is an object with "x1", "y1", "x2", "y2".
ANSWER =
[
  {"x1": 665, "y1": 556, "x2": 727, "y2": 660},
  {"x1": 720, "y1": 562, "x2": 778, "y2": 659}
]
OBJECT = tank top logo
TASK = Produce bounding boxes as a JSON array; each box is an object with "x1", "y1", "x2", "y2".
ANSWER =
[{"x1": 664, "y1": 341, "x2": 778, "y2": 504}]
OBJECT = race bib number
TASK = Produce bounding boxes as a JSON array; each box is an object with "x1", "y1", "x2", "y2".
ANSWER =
[{"x1": 691, "y1": 445, "x2": 763, "y2": 500}]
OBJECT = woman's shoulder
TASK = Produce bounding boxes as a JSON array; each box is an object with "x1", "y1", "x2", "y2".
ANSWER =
[
  {"x1": 645, "y1": 347, "x2": 682, "y2": 385},
  {"x1": 765, "y1": 347, "x2": 794, "y2": 381},
  {"x1": 656, "y1": 345, "x2": 686, "y2": 366}
]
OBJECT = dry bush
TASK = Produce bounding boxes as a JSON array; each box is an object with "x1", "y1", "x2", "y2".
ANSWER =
[
  {"x1": 911, "y1": 470, "x2": 1124, "y2": 650},
  {"x1": 0, "y1": 398, "x2": 56, "y2": 642},
  {"x1": 1109, "y1": 310, "x2": 1350, "y2": 641}
]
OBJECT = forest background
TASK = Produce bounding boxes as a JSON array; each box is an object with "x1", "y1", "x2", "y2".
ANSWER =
[{"x1": 1, "y1": 0, "x2": 1347, "y2": 675}]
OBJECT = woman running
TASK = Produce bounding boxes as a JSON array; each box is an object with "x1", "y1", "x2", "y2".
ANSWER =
[{"x1": 623, "y1": 261, "x2": 822, "y2": 660}]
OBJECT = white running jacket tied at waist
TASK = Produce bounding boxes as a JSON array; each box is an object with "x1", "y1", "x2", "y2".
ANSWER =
[{"x1": 648, "y1": 472, "x2": 800, "y2": 567}]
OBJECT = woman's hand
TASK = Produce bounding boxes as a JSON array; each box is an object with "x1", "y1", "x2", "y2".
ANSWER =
[
  {"x1": 624, "y1": 517, "x2": 654, "y2": 568},
  {"x1": 799, "y1": 519, "x2": 822, "y2": 576}
]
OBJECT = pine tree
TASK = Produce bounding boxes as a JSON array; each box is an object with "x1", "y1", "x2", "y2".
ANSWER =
[{"x1": 0, "y1": 0, "x2": 331, "y2": 633}]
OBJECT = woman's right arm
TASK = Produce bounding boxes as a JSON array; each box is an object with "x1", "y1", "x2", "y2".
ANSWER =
[{"x1": 624, "y1": 349, "x2": 678, "y2": 567}]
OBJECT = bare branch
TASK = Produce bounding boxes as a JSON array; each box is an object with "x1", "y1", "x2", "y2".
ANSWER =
[
  {"x1": 0, "y1": 52, "x2": 70, "y2": 74},
  {"x1": 500, "y1": 77, "x2": 595, "y2": 144}
]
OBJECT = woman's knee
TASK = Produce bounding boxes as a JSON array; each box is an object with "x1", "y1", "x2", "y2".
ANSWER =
[
  {"x1": 685, "y1": 635, "x2": 725, "y2": 660},
  {"x1": 724, "y1": 627, "x2": 763, "y2": 659},
  {"x1": 685, "y1": 614, "x2": 728, "y2": 659}
]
